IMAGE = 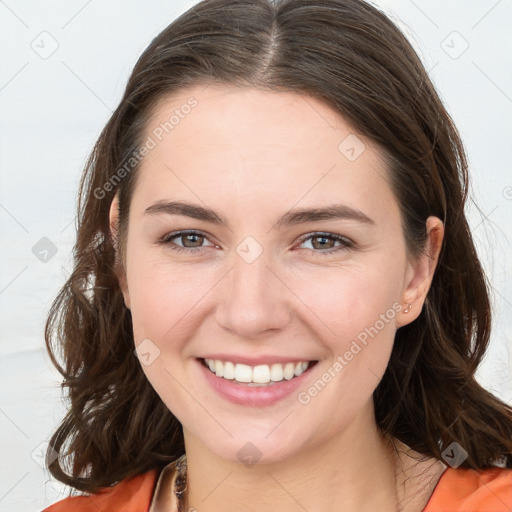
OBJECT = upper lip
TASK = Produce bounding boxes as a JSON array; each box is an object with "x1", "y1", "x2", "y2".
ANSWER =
[{"x1": 198, "y1": 354, "x2": 317, "y2": 366}]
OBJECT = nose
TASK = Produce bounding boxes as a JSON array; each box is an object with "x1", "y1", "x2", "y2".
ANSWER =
[{"x1": 215, "y1": 248, "x2": 293, "y2": 339}]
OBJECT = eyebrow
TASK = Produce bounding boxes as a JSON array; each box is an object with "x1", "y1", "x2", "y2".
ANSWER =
[{"x1": 144, "y1": 200, "x2": 375, "y2": 229}]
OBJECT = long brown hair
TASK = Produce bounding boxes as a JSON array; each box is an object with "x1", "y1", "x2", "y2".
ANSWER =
[{"x1": 45, "y1": 0, "x2": 512, "y2": 493}]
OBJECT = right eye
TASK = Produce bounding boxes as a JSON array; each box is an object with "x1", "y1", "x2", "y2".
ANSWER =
[{"x1": 160, "y1": 230, "x2": 216, "y2": 253}]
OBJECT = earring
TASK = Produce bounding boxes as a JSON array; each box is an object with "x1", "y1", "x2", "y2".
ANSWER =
[{"x1": 403, "y1": 304, "x2": 412, "y2": 314}]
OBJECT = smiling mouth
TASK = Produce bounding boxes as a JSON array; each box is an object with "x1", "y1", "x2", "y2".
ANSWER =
[{"x1": 200, "y1": 358, "x2": 318, "y2": 386}]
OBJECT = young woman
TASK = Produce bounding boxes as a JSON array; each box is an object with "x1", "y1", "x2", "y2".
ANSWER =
[{"x1": 43, "y1": 0, "x2": 512, "y2": 511}]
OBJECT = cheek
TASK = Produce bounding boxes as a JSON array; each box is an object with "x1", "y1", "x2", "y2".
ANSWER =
[
  {"x1": 292, "y1": 262, "x2": 400, "y2": 342},
  {"x1": 126, "y1": 247, "x2": 208, "y2": 342},
  {"x1": 291, "y1": 263, "x2": 400, "y2": 404},
  {"x1": 125, "y1": 250, "x2": 207, "y2": 416}
]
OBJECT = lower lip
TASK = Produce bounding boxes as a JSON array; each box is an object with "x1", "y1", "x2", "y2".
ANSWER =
[{"x1": 196, "y1": 358, "x2": 317, "y2": 407}]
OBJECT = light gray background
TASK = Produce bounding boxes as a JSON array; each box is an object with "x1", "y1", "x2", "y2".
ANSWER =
[{"x1": 0, "y1": 1, "x2": 511, "y2": 510}]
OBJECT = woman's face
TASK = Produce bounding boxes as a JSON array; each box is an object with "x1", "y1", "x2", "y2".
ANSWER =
[{"x1": 111, "y1": 84, "x2": 439, "y2": 464}]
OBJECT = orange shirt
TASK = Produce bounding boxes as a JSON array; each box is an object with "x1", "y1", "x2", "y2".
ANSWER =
[
  {"x1": 43, "y1": 466, "x2": 512, "y2": 512},
  {"x1": 423, "y1": 467, "x2": 512, "y2": 512},
  {"x1": 42, "y1": 469, "x2": 159, "y2": 512}
]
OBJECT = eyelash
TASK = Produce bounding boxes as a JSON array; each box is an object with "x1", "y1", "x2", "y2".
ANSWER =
[{"x1": 159, "y1": 230, "x2": 355, "y2": 255}]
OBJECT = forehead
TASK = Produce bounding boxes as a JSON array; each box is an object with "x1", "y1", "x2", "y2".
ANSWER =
[
  {"x1": 133, "y1": 84, "x2": 399, "y2": 227},
  {"x1": 146, "y1": 83, "x2": 364, "y2": 157}
]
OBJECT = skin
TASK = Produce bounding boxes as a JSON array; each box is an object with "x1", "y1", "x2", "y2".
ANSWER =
[{"x1": 109, "y1": 84, "x2": 445, "y2": 512}]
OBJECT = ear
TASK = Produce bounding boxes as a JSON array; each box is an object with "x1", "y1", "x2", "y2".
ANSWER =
[
  {"x1": 109, "y1": 192, "x2": 131, "y2": 310},
  {"x1": 397, "y1": 216, "x2": 444, "y2": 327}
]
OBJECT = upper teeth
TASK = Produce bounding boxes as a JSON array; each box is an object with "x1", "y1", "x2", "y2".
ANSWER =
[{"x1": 204, "y1": 358, "x2": 310, "y2": 384}]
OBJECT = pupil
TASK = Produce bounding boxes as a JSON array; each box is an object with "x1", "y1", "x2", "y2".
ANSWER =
[
  {"x1": 184, "y1": 234, "x2": 201, "y2": 247},
  {"x1": 313, "y1": 236, "x2": 332, "y2": 249}
]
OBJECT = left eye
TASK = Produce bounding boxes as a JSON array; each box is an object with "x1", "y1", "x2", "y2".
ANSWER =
[
  {"x1": 160, "y1": 231, "x2": 354, "y2": 255},
  {"x1": 297, "y1": 233, "x2": 353, "y2": 253}
]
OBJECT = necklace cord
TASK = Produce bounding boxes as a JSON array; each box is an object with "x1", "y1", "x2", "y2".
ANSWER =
[{"x1": 173, "y1": 454, "x2": 188, "y2": 512}]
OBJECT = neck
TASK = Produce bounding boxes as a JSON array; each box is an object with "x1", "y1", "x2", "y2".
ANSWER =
[{"x1": 181, "y1": 400, "x2": 443, "y2": 512}]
